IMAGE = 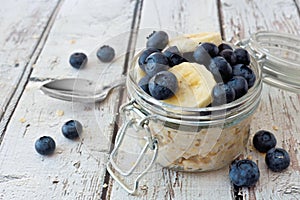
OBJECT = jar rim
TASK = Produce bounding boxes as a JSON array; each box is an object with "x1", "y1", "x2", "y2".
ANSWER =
[
  {"x1": 249, "y1": 31, "x2": 300, "y2": 69},
  {"x1": 247, "y1": 31, "x2": 300, "y2": 92}
]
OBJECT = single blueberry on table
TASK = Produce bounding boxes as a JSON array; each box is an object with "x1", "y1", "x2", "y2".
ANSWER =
[
  {"x1": 138, "y1": 75, "x2": 151, "y2": 94},
  {"x1": 212, "y1": 83, "x2": 236, "y2": 105},
  {"x1": 232, "y1": 64, "x2": 256, "y2": 88},
  {"x1": 69, "y1": 52, "x2": 88, "y2": 69},
  {"x1": 35, "y1": 136, "x2": 56, "y2": 155},
  {"x1": 62, "y1": 120, "x2": 83, "y2": 139},
  {"x1": 146, "y1": 31, "x2": 169, "y2": 50},
  {"x1": 138, "y1": 48, "x2": 160, "y2": 71},
  {"x1": 234, "y1": 48, "x2": 250, "y2": 65},
  {"x1": 218, "y1": 43, "x2": 233, "y2": 52},
  {"x1": 227, "y1": 76, "x2": 248, "y2": 99},
  {"x1": 265, "y1": 148, "x2": 290, "y2": 172},
  {"x1": 148, "y1": 71, "x2": 178, "y2": 100},
  {"x1": 229, "y1": 159, "x2": 260, "y2": 187},
  {"x1": 208, "y1": 56, "x2": 233, "y2": 82},
  {"x1": 145, "y1": 52, "x2": 170, "y2": 77},
  {"x1": 253, "y1": 130, "x2": 277, "y2": 153},
  {"x1": 193, "y1": 42, "x2": 219, "y2": 66},
  {"x1": 96, "y1": 45, "x2": 115, "y2": 62},
  {"x1": 219, "y1": 49, "x2": 237, "y2": 66}
]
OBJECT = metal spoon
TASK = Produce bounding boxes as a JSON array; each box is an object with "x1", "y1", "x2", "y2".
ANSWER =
[{"x1": 40, "y1": 76, "x2": 126, "y2": 103}]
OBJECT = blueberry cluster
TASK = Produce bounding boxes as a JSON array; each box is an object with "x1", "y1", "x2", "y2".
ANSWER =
[
  {"x1": 69, "y1": 45, "x2": 115, "y2": 69},
  {"x1": 193, "y1": 42, "x2": 256, "y2": 105},
  {"x1": 138, "y1": 31, "x2": 188, "y2": 100},
  {"x1": 138, "y1": 31, "x2": 256, "y2": 106},
  {"x1": 229, "y1": 130, "x2": 290, "y2": 188},
  {"x1": 34, "y1": 120, "x2": 83, "y2": 155},
  {"x1": 253, "y1": 130, "x2": 290, "y2": 172}
]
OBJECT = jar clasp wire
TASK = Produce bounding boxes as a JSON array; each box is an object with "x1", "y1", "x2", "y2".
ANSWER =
[{"x1": 106, "y1": 100, "x2": 158, "y2": 195}]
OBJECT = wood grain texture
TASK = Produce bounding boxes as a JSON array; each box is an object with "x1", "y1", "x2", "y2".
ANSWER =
[
  {"x1": 221, "y1": 0, "x2": 300, "y2": 42},
  {"x1": 138, "y1": 0, "x2": 220, "y2": 33},
  {"x1": 0, "y1": 0, "x2": 299, "y2": 199},
  {"x1": 0, "y1": 0, "x2": 136, "y2": 199},
  {"x1": 108, "y1": 0, "x2": 235, "y2": 199},
  {"x1": 0, "y1": 0, "x2": 60, "y2": 134},
  {"x1": 221, "y1": 0, "x2": 300, "y2": 199}
]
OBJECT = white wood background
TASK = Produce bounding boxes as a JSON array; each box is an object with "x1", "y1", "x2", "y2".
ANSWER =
[{"x1": 0, "y1": 0, "x2": 299, "y2": 199}]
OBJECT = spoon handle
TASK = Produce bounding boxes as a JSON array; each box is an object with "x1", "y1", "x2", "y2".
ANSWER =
[{"x1": 96, "y1": 76, "x2": 126, "y2": 93}]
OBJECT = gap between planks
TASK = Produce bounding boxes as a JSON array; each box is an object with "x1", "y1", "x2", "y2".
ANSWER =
[
  {"x1": 294, "y1": 0, "x2": 300, "y2": 16},
  {"x1": 217, "y1": 0, "x2": 225, "y2": 40},
  {"x1": 0, "y1": 0, "x2": 64, "y2": 145},
  {"x1": 100, "y1": 0, "x2": 144, "y2": 199}
]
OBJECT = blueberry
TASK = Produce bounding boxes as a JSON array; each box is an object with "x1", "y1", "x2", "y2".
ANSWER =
[
  {"x1": 208, "y1": 56, "x2": 232, "y2": 82},
  {"x1": 182, "y1": 52, "x2": 196, "y2": 63},
  {"x1": 96, "y1": 45, "x2": 115, "y2": 62},
  {"x1": 229, "y1": 159, "x2": 260, "y2": 187},
  {"x1": 35, "y1": 136, "x2": 56, "y2": 155},
  {"x1": 146, "y1": 31, "x2": 169, "y2": 50},
  {"x1": 219, "y1": 49, "x2": 237, "y2": 66},
  {"x1": 212, "y1": 83, "x2": 236, "y2": 105},
  {"x1": 62, "y1": 120, "x2": 83, "y2": 139},
  {"x1": 218, "y1": 43, "x2": 233, "y2": 52},
  {"x1": 167, "y1": 53, "x2": 187, "y2": 67},
  {"x1": 232, "y1": 64, "x2": 256, "y2": 88},
  {"x1": 265, "y1": 148, "x2": 290, "y2": 172},
  {"x1": 164, "y1": 50, "x2": 187, "y2": 67},
  {"x1": 227, "y1": 76, "x2": 248, "y2": 99},
  {"x1": 253, "y1": 130, "x2": 277, "y2": 153},
  {"x1": 234, "y1": 48, "x2": 250, "y2": 65},
  {"x1": 148, "y1": 71, "x2": 178, "y2": 100},
  {"x1": 164, "y1": 46, "x2": 181, "y2": 55},
  {"x1": 69, "y1": 52, "x2": 87, "y2": 69},
  {"x1": 138, "y1": 48, "x2": 160, "y2": 71},
  {"x1": 138, "y1": 75, "x2": 151, "y2": 94},
  {"x1": 193, "y1": 42, "x2": 219, "y2": 66},
  {"x1": 145, "y1": 52, "x2": 170, "y2": 77},
  {"x1": 200, "y1": 42, "x2": 219, "y2": 57}
]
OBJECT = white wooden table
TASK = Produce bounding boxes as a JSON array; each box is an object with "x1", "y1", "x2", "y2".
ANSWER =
[{"x1": 0, "y1": 0, "x2": 300, "y2": 199}]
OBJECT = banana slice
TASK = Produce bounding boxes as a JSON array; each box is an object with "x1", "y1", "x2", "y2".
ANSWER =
[
  {"x1": 168, "y1": 32, "x2": 222, "y2": 53},
  {"x1": 162, "y1": 62, "x2": 216, "y2": 108}
]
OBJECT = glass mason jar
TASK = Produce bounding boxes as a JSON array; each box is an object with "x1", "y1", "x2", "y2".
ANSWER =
[
  {"x1": 128, "y1": 52, "x2": 262, "y2": 169},
  {"x1": 107, "y1": 31, "x2": 299, "y2": 194}
]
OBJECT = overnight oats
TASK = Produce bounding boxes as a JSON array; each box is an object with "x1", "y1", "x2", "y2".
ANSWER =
[{"x1": 110, "y1": 31, "x2": 262, "y2": 174}]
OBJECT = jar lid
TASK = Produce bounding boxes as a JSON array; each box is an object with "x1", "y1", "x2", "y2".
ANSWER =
[{"x1": 238, "y1": 31, "x2": 300, "y2": 93}]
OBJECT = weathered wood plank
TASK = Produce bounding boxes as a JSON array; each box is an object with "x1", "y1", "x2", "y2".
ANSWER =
[
  {"x1": 221, "y1": 0, "x2": 300, "y2": 42},
  {"x1": 0, "y1": 0, "x2": 137, "y2": 199},
  {"x1": 221, "y1": 0, "x2": 300, "y2": 199},
  {"x1": 108, "y1": 0, "x2": 234, "y2": 199},
  {"x1": 0, "y1": 0, "x2": 60, "y2": 136},
  {"x1": 138, "y1": 0, "x2": 220, "y2": 33}
]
